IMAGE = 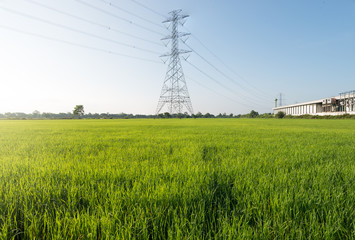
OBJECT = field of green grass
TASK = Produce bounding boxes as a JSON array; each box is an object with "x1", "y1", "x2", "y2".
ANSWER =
[{"x1": 0, "y1": 119, "x2": 354, "y2": 239}]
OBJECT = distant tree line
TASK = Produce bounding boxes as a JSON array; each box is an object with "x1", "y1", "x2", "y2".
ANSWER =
[
  {"x1": 0, "y1": 111, "x2": 155, "y2": 120},
  {"x1": 0, "y1": 110, "x2": 275, "y2": 120},
  {"x1": 156, "y1": 110, "x2": 273, "y2": 119},
  {"x1": 2, "y1": 111, "x2": 354, "y2": 120}
]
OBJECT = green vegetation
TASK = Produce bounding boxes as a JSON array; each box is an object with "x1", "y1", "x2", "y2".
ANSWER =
[
  {"x1": 0, "y1": 110, "x2": 269, "y2": 119},
  {"x1": 0, "y1": 119, "x2": 354, "y2": 239},
  {"x1": 275, "y1": 111, "x2": 286, "y2": 118},
  {"x1": 73, "y1": 105, "x2": 85, "y2": 119}
]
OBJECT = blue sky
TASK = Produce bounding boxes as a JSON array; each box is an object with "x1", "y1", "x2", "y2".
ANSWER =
[{"x1": 0, "y1": 0, "x2": 354, "y2": 115}]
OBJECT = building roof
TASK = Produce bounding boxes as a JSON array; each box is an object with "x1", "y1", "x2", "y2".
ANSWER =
[{"x1": 272, "y1": 96, "x2": 340, "y2": 110}]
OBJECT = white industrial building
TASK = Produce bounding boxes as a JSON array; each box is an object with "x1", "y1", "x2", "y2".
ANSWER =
[{"x1": 273, "y1": 90, "x2": 355, "y2": 116}]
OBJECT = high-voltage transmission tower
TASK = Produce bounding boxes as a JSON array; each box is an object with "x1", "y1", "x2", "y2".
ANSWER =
[{"x1": 156, "y1": 10, "x2": 194, "y2": 115}]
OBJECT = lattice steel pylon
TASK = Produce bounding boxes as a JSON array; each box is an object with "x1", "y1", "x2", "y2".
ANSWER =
[{"x1": 156, "y1": 10, "x2": 194, "y2": 115}]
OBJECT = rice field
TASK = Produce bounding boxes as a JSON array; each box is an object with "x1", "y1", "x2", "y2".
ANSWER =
[{"x1": 0, "y1": 119, "x2": 354, "y2": 239}]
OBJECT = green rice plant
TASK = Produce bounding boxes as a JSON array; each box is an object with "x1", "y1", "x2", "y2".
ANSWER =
[{"x1": 0, "y1": 119, "x2": 354, "y2": 239}]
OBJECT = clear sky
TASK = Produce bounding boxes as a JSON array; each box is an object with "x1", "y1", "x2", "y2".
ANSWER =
[{"x1": 0, "y1": 0, "x2": 354, "y2": 115}]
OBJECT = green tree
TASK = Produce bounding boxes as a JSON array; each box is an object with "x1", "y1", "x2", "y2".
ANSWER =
[
  {"x1": 195, "y1": 112, "x2": 203, "y2": 118},
  {"x1": 163, "y1": 112, "x2": 171, "y2": 118},
  {"x1": 275, "y1": 111, "x2": 286, "y2": 119},
  {"x1": 204, "y1": 113, "x2": 214, "y2": 118},
  {"x1": 249, "y1": 110, "x2": 259, "y2": 118},
  {"x1": 177, "y1": 113, "x2": 184, "y2": 119},
  {"x1": 73, "y1": 105, "x2": 84, "y2": 119},
  {"x1": 32, "y1": 110, "x2": 41, "y2": 119}
]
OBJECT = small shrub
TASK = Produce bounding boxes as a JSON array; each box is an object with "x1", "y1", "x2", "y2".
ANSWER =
[{"x1": 275, "y1": 111, "x2": 286, "y2": 118}]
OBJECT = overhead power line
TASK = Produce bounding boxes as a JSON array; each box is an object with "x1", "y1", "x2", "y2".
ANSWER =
[
  {"x1": 184, "y1": 41, "x2": 272, "y2": 103},
  {"x1": 73, "y1": 0, "x2": 164, "y2": 36},
  {"x1": 130, "y1": 0, "x2": 166, "y2": 19},
  {"x1": 0, "y1": 6, "x2": 160, "y2": 55},
  {"x1": 185, "y1": 60, "x2": 269, "y2": 108},
  {"x1": 186, "y1": 76, "x2": 256, "y2": 109},
  {"x1": 184, "y1": 26, "x2": 273, "y2": 99},
  {"x1": 0, "y1": 24, "x2": 162, "y2": 63},
  {"x1": 184, "y1": 43, "x2": 250, "y2": 93},
  {"x1": 185, "y1": 61, "x2": 230, "y2": 94},
  {"x1": 23, "y1": 0, "x2": 163, "y2": 47},
  {"x1": 96, "y1": 0, "x2": 165, "y2": 29}
]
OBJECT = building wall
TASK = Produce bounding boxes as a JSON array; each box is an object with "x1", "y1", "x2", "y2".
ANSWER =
[
  {"x1": 273, "y1": 102, "x2": 355, "y2": 116},
  {"x1": 273, "y1": 93, "x2": 355, "y2": 116}
]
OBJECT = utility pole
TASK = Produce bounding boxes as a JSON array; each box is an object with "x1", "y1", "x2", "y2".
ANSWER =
[{"x1": 156, "y1": 10, "x2": 193, "y2": 115}]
